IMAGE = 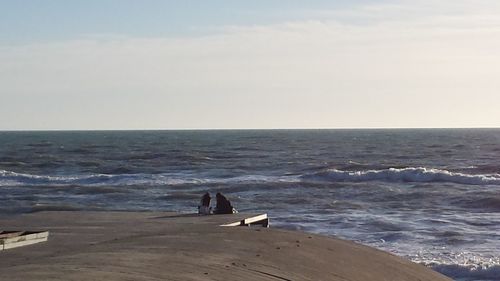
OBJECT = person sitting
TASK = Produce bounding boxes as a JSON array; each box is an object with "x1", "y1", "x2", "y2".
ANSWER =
[
  {"x1": 213, "y1": 192, "x2": 237, "y2": 214},
  {"x1": 197, "y1": 192, "x2": 212, "y2": 215}
]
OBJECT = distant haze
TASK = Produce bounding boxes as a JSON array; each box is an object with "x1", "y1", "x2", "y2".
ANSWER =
[{"x1": 1, "y1": 0, "x2": 500, "y2": 130}]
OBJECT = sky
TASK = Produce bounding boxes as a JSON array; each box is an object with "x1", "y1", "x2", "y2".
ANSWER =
[{"x1": 1, "y1": 0, "x2": 500, "y2": 130}]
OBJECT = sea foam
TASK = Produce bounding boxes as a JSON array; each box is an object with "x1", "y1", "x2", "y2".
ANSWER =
[
  {"x1": 302, "y1": 167, "x2": 500, "y2": 185},
  {"x1": 2, "y1": 167, "x2": 500, "y2": 187},
  {"x1": 0, "y1": 169, "x2": 299, "y2": 187},
  {"x1": 430, "y1": 264, "x2": 500, "y2": 281}
]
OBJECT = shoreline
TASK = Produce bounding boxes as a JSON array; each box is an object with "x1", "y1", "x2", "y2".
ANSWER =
[{"x1": 0, "y1": 211, "x2": 451, "y2": 280}]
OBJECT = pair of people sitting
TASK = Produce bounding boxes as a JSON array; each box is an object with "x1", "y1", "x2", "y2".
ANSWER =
[{"x1": 198, "y1": 192, "x2": 237, "y2": 215}]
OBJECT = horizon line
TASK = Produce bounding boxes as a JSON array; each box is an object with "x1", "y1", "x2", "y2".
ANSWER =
[{"x1": 1, "y1": 127, "x2": 500, "y2": 132}]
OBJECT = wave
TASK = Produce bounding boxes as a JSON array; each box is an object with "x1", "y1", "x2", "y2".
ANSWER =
[
  {"x1": 430, "y1": 264, "x2": 500, "y2": 280},
  {"x1": 29, "y1": 204, "x2": 85, "y2": 213},
  {"x1": 403, "y1": 248, "x2": 500, "y2": 280},
  {"x1": 301, "y1": 167, "x2": 500, "y2": 185},
  {"x1": 2, "y1": 167, "x2": 500, "y2": 187},
  {"x1": 0, "y1": 169, "x2": 300, "y2": 187}
]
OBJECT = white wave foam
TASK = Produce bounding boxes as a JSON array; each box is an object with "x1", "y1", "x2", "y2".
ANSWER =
[
  {"x1": 377, "y1": 243, "x2": 500, "y2": 280},
  {"x1": 4, "y1": 167, "x2": 500, "y2": 187},
  {"x1": 302, "y1": 167, "x2": 500, "y2": 185},
  {"x1": 420, "y1": 252, "x2": 500, "y2": 280},
  {"x1": 0, "y1": 169, "x2": 299, "y2": 187},
  {"x1": 431, "y1": 264, "x2": 500, "y2": 280}
]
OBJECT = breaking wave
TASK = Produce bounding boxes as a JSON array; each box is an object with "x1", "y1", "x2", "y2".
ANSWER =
[
  {"x1": 0, "y1": 169, "x2": 299, "y2": 187},
  {"x1": 3, "y1": 167, "x2": 500, "y2": 187},
  {"x1": 408, "y1": 250, "x2": 500, "y2": 281},
  {"x1": 302, "y1": 167, "x2": 500, "y2": 185},
  {"x1": 430, "y1": 264, "x2": 500, "y2": 281}
]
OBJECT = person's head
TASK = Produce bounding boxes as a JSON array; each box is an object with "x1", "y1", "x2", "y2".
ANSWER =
[
  {"x1": 216, "y1": 193, "x2": 229, "y2": 204},
  {"x1": 201, "y1": 192, "x2": 211, "y2": 206}
]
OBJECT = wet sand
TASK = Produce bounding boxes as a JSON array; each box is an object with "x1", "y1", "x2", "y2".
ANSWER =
[{"x1": 0, "y1": 211, "x2": 451, "y2": 281}]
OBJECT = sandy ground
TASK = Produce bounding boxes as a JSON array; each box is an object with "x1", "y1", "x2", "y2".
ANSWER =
[{"x1": 0, "y1": 211, "x2": 451, "y2": 281}]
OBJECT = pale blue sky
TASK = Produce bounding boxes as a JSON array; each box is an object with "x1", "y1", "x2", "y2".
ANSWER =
[
  {"x1": 1, "y1": 0, "x2": 373, "y2": 43},
  {"x1": 1, "y1": 0, "x2": 500, "y2": 130}
]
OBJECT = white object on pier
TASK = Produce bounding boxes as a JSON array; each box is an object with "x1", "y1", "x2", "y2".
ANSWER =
[
  {"x1": 0, "y1": 231, "x2": 49, "y2": 251},
  {"x1": 220, "y1": 213, "x2": 269, "y2": 227}
]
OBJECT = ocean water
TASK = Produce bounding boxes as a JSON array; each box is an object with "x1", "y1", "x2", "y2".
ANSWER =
[{"x1": 1, "y1": 129, "x2": 499, "y2": 280}]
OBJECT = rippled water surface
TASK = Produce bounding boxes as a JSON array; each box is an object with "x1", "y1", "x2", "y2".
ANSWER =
[{"x1": 1, "y1": 129, "x2": 499, "y2": 280}]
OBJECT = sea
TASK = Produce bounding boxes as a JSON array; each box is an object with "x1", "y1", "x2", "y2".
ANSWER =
[{"x1": 1, "y1": 129, "x2": 499, "y2": 281}]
